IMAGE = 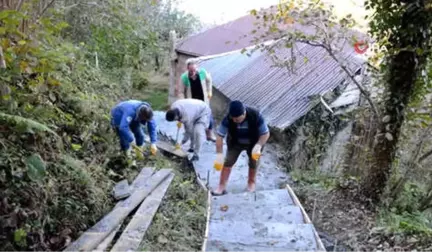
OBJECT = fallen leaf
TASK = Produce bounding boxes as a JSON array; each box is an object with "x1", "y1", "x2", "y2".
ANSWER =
[
  {"x1": 220, "y1": 205, "x2": 229, "y2": 212},
  {"x1": 157, "y1": 235, "x2": 168, "y2": 244}
]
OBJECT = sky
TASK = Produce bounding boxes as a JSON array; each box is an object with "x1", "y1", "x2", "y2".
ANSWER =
[
  {"x1": 177, "y1": 0, "x2": 280, "y2": 25},
  {"x1": 177, "y1": 0, "x2": 369, "y2": 30}
]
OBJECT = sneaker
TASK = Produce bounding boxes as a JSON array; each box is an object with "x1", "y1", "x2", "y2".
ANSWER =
[{"x1": 191, "y1": 154, "x2": 199, "y2": 161}]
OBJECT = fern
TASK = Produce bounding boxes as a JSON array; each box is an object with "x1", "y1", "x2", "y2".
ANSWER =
[{"x1": 0, "y1": 112, "x2": 59, "y2": 137}]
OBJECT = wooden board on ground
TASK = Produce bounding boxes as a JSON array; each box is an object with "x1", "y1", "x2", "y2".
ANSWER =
[
  {"x1": 110, "y1": 173, "x2": 175, "y2": 251},
  {"x1": 156, "y1": 139, "x2": 187, "y2": 158},
  {"x1": 93, "y1": 224, "x2": 121, "y2": 252},
  {"x1": 93, "y1": 168, "x2": 154, "y2": 252},
  {"x1": 64, "y1": 169, "x2": 172, "y2": 252}
]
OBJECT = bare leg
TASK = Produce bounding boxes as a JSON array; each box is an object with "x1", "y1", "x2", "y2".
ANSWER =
[
  {"x1": 206, "y1": 128, "x2": 216, "y2": 142},
  {"x1": 247, "y1": 167, "x2": 257, "y2": 192}
]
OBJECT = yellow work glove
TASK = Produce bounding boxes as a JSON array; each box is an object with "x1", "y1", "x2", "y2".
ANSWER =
[
  {"x1": 213, "y1": 153, "x2": 224, "y2": 171},
  {"x1": 251, "y1": 144, "x2": 262, "y2": 161},
  {"x1": 208, "y1": 94, "x2": 212, "y2": 99},
  {"x1": 150, "y1": 143, "x2": 158, "y2": 155},
  {"x1": 132, "y1": 144, "x2": 144, "y2": 161},
  {"x1": 177, "y1": 121, "x2": 182, "y2": 128}
]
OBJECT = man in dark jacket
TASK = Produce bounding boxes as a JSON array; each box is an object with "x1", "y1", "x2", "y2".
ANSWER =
[{"x1": 212, "y1": 100, "x2": 270, "y2": 195}]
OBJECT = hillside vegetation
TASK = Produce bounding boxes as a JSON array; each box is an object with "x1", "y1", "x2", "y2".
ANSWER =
[{"x1": 0, "y1": 0, "x2": 200, "y2": 250}]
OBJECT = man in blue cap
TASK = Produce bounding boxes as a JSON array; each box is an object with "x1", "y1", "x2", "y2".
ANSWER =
[
  {"x1": 111, "y1": 100, "x2": 158, "y2": 166},
  {"x1": 212, "y1": 100, "x2": 270, "y2": 195}
]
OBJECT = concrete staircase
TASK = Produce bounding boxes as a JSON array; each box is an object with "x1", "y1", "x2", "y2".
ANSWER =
[{"x1": 154, "y1": 112, "x2": 325, "y2": 251}]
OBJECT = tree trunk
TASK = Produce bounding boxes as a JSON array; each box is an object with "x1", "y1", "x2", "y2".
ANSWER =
[{"x1": 363, "y1": 0, "x2": 432, "y2": 202}]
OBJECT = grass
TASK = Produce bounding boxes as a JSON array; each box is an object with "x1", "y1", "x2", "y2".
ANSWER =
[{"x1": 139, "y1": 159, "x2": 207, "y2": 251}]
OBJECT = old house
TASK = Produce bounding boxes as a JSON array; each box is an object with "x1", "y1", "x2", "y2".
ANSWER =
[{"x1": 168, "y1": 8, "x2": 370, "y2": 172}]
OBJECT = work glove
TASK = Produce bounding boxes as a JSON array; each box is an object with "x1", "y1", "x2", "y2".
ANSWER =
[
  {"x1": 213, "y1": 153, "x2": 224, "y2": 171},
  {"x1": 251, "y1": 144, "x2": 262, "y2": 161},
  {"x1": 150, "y1": 143, "x2": 158, "y2": 155},
  {"x1": 177, "y1": 121, "x2": 182, "y2": 128},
  {"x1": 132, "y1": 144, "x2": 144, "y2": 160},
  {"x1": 208, "y1": 94, "x2": 212, "y2": 100}
]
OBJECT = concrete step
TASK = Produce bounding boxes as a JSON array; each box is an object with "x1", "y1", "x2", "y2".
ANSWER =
[
  {"x1": 206, "y1": 241, "x2": 319, "y2": 252},
  {"x1": 194, "y1": 142, "x2": 289, "y2": 193},
  {"x1": 205, "y1": 222, "x2": 318, "y2": 251},
  {"x1": 210, "y1": 189, "x2": 294, "y2": 207},
  {"x1": 211, "y1": 204, "x2": 305, "y2": 224}
]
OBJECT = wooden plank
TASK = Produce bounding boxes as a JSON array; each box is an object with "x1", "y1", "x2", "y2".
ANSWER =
[
  {"x1": 92, "y1": 225, "x2": 121, "y2": 252},
  {"x1": 201, "y1": 190, "x2": 212, "y2": 252},
  {"x1": 286, "y1": 184, "x2": 326, "y2": 252},
  {"x1": 64, "y1": 169, "x2": 172, "y2": 252},
  {"x1": 156, "y1": 140, "x2": 187, "y2": 158},
  {"x1": 110, "y1": 173, "x2": 175, "y2": 251},
  {"x1": 92, "y1": 168, "x2": 154, "y2": 252}
]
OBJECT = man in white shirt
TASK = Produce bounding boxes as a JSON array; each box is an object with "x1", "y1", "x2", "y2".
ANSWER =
[{"x1": 166, "y1": 99, "x2": 212, "y2": 161}]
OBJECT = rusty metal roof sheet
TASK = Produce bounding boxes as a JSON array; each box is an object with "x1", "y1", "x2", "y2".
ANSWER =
[{"x1": 198, "y1": 42, "x2": 364, "y2": 129}]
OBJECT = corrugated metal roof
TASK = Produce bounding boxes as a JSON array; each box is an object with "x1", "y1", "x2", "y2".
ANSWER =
[
  {"x1": 176, "y1": 6, "x2": 367, "y2": 57},
  {"x1": 196, "y1": 41, "x2": 364, "y2": 129}
]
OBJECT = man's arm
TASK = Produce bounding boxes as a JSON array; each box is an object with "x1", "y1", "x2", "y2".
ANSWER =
[
  {"x1": 216, "y1": 118, "x2": 229, "y2": 153},
  {"x1": 205, "y1": 70, "x2": 213, "y2": 98},
  {"x1": 183, "y1": 85, "x2": 188, "y2": 99},
  {"x1": 256, "y1": 114, "x2": 270, "y2": 146},
  {"x1": 146, "y1": 119, "x2": 158, "y2": 143},
  {"x1": 180, "y1": 73, "x2": 189, "y2": 99},
  {"x1": 257, "y1": 132, "x2": 270, "y2": 146}
]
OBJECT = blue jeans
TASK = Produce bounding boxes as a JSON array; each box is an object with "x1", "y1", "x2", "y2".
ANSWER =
[{"x1": 115, "y1": 122, "x2": 145, "y2": 151}]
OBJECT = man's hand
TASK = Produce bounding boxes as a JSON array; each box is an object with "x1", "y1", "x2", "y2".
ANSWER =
[
  {"x1": 177, "y1": 121, "x2": 182, "y2": 128},
  {"x1": 214, "y1": 153, "x2": 224, "y2": 171},
  {"x1": 150, "y1": 144, "x2": 157, "y2": 155},
  {"x1": 208, "y1": 94, "x2": 212, "y2": 100},
  {"x1": 251, "y1": 144, "x2": 262, "y2": 161}
]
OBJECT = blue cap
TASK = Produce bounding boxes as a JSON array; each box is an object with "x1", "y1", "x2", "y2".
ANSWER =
[{"x1": 229, "y1": 100, "x2": 245, "y2": 117}]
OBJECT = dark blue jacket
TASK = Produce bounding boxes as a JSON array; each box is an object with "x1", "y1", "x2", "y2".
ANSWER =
[{"x1": 110, "y1": 100, "x2": 157, "y2": 144}]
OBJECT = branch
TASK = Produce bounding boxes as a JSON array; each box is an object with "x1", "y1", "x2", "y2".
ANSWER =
[
  {"x1": 38, "y1": 0, "x2": 56, "y2": 18},
  {"x1": 15, "y1": 0, "x2": 25, "y2": 11},
  {"x1": 419, "y1": 148, "x2": 432, "y2": 163},
  {"x1": 0, "y1": 46, "x2": 6, "y2": 69},
  {"x1": 296, "y1": 39, "x2": 379, "y2": 118}
]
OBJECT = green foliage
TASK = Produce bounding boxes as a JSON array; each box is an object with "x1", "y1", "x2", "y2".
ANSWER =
[
  {"x1": 0, "y1": 112, "x2": 58, "y2": 136},
  {"x1": 0, "y1": 0, "x2": 199, "y2": 250},
  {"x1": 291, "y1": 169, "x2": 338, "y2": 191},
  {"x1": 13, "y1": 229, "x2": 27, "y2": 248},
  {"x1": 378, "y1": 209, "x2": 432, "y2": 237},
  {"x1": 25, "y1": 153, "x2": 46, "y2": 182}
]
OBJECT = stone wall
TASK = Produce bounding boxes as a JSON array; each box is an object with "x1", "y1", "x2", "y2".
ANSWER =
[{"x1": 272, "y1": 80, "x2": 355, "y2": 173}]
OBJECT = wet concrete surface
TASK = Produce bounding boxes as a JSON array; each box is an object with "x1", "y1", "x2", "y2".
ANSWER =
[
  {"x1": 154, "y1": 112, "x2": 289, "y2": 193},
  {"x1": 154, "y1": 111, "x2": 323, "y2": 251},
  {"x1": 207, "y1": 222, "x2": 318, "y2": 251}
]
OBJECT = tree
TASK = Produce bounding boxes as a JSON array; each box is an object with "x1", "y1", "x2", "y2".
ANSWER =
[
  {"x1": 245, "y1": 0, "x2": 378, "y2": 116},
  {"x1": 247, "y1": 0, "x2": 432, "y2": 202},
  {"x1": 363, "y1": 0, "x2": 432, "y2": 201}
]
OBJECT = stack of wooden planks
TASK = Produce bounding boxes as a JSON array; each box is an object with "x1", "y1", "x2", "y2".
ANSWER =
[{"x1": 64, "y1": 167, "x2": 175, "y2": 252}]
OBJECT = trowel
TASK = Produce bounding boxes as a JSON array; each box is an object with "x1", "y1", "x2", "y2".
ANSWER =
[{"x1": 148, "y1": 131, "x2": 187, "y2": 158}]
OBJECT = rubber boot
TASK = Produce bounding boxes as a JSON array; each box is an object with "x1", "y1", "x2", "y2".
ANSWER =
[{"x1": 247, "y1": 167, "x2": 257, "y2": 192}]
